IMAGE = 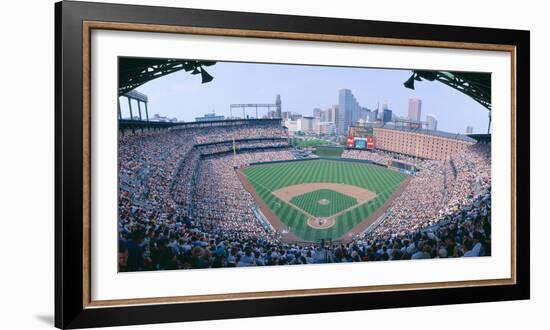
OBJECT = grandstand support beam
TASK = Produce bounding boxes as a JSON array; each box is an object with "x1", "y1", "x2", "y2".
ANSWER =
[
  {"x1": 127, "y1": 97, "x2": 133, "y2": 120},
  {"x1": 144, "y1": 101, "x2": 149, "y2": 122},
  {"x1": 137, "y1": 99, "x2": 142, "y2": 120},
  {"x1": 117, "y1": 97, "x2": 122, "y2": 120}
]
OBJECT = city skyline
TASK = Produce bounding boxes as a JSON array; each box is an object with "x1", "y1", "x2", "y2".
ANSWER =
[{"x1": 120, "y1": 60, "x2": 490, "y2": 134}]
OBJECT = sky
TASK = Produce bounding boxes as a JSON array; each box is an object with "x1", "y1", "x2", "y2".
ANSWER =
[{"x1": 120, "y1": 60, "x2": 490, "y2": 134}]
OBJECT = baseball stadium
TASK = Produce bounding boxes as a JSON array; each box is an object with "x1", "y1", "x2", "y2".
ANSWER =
[
  {"x1": 117, "y1": 59, "x2": 491, "y2": 272},
  {"x1": 118, "y1": 117, "x2": 491, "y2": 271}
]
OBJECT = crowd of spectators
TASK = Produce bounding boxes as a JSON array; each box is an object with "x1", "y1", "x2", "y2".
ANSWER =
[
  {"x1": 192, "y1": 150, "x2": 295, "y2": 241},
  {"x1": 196, "y1": 139, "x2": 289, "y2": 156},
  {"x1": 353, "y1": 142, "x2": 491, "y2": 260},
  {"x1": 118, "y1": 122, "x2": 491, "y2": 271},
  {"x1": 192, "y1": 125, "x2": 287, "y2": 144},
  {"x1": 343, "y1": 149, "x2": 418, "y2": 167},
  {"x1": 118, "y1": 122, "x2": 298, "y2": 271}
]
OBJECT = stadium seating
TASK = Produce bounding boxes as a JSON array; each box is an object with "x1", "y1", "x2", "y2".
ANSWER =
[{"x1": 118, "y1": 122, "x2": 491, "y2": 271}]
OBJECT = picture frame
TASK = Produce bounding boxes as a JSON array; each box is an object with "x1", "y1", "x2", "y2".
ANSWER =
[{"x1": 55, "y1": 0, "x2": 530, "y2": 328}]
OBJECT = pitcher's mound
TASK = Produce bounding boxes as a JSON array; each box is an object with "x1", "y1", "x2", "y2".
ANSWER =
[
  {"x1": 318, "y1": 199, "x2": 330, "y2": 205},
  {"x1": 307, "y1": 217, "x2": 335, "y2": 229}
]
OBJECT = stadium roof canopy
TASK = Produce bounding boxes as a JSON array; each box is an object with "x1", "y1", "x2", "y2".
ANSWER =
[
  {"x1": 404, "y1": 70, "x2": 491, "y2": 111},
  {"x1": 119, "y1": 117, "x2": 282, "y2": 131},
  {"x1": 124, "y1": 89, "x2": 148, "y2": 102},
  {"x1": 118, "y1": 57, "x2": 216, "y2": 96}
]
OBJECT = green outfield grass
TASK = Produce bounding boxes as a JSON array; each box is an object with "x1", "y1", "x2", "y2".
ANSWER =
[
  {"x1": 290, "y1": 189, "x2": 357, "y2": 217},
  {"x1": 312, "y1": 145, "x2": 344, "y2": 157},
  {"x1": 242, "y1": 160, "x2": 407, "y2": 241}
]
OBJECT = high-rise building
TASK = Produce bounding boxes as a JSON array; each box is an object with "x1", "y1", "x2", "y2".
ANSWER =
[
  {"x1": 317, "y1": 122, "x2": 336, "y2": 135},
  {"x1": 318, "y1": 109, "x2": 327, "y2": 122},
  {"x1": 426, "y1": 114, "x2": 438, "y2": 131},
  {"x1": 313, "y1": 108, "x2": 322, "y2": 118},
  {"x1": 466, "y1": 125, "x2": 474, "y2": 134},
  {"x1": 326, "y1": 105, "x2": 338, "y2": 124},
  {"x1": 370, "y1": 109, "x2": 379, "y2": 122},
  {"x1": 383, "y1": 109, "x2": 393, "y2": 123},
  {"x1": 337, "y1": 89, "x2": 361, "y2": 135},
  {"x1": 325, "y1": 107, "x2": 332, "y2": 123},
  {"x1": 283, "y1": 118, "x2": 299, "y2": 133},
  {"x1": 408, "y1": 98, "x2": 422, "y2": 122},
  {"x1": 282, "y1": 111, "x2": 292, "y2": 120},
  {"x1": 359, "y1": 107, "x2": 371, "y2": 122},
  {"x1": 298, "y1": 116, "x2": 317, "y2": 133}
]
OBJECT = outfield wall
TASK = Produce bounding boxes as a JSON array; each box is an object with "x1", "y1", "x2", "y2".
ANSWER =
[
  {"x1": 200, "y1": 145, "x2": 290, "y2": 159},
  {"x1": 249, "y1": 156, "x2": 388, "y2": 168}
]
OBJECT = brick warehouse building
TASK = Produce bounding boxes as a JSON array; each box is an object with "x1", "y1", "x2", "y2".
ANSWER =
[{"x1": 372, "y1": 126, "x2": 476, "y2": 161}]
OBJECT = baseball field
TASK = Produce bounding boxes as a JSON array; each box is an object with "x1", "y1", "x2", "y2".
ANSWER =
[{"x1": 239, "y1": 159, "x2": 408, "y2": 242}]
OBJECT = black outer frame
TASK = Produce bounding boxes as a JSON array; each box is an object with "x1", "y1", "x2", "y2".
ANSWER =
[{"x1": 55, "y1": 0, "x2": 530, "y2": 328}]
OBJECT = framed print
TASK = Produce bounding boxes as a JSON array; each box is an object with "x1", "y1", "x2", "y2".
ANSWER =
[{"x1": 55, "y1": 0, "x2": 530, "y2": 328}]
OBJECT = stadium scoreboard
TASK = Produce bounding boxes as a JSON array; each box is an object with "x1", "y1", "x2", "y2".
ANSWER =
[
  {"x1": 347, "y1": 125, "x2": 375, "y2": 150},
  {"x1": 346, "y1": 136, "x2": 375, "y2": 150}
]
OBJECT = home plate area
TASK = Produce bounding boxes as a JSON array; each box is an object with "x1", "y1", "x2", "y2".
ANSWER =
[{"x1": 272, "y1": 183, "x2": 376, "y2": 229}]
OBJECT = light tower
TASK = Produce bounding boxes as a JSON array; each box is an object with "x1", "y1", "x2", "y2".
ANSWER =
[{"x1": 275, "y1": 94, "x2": 282, "y2": 118}]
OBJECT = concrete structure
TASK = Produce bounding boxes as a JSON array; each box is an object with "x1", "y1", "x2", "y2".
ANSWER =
[
  {"x1": 283, "y1": 118, "x2": 299, "y2": 133},
  {"x1": 299, "y1": 116, "x2": 317, "y2": 133},
  {"x1": 466, "y1": 125, "x2": 474, "y2": 134},
  {"x1": 408, "y1": 98, "x2": 422, "y2": 122},
  {"x1": 426, "y1": 115, "x2": 438, "y2": 131},
  {"x1": 284, "y1": 116, "x2": 319, "y2": 134},
  {"x1": 373, "y1": 125, "x2": 475, "y2": 161}
]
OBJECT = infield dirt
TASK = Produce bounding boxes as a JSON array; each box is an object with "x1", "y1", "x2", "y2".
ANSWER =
[{"x1": 272, "y1": 182, "x2": 376, "y2": 204}]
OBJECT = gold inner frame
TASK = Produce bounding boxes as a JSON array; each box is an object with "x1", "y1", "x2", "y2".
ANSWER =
[{"x1": 82, "y1": 20, "x2": 517, "y2": 308}]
